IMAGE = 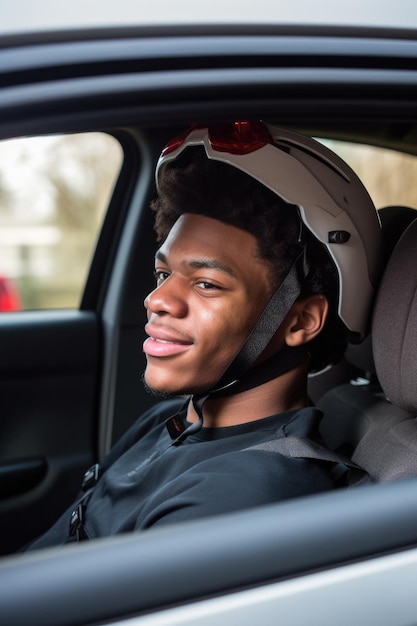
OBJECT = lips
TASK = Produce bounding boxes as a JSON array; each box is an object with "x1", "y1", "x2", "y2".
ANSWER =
[{"x1": 143, "y1": 324, "x2": 193, "y2": 358}]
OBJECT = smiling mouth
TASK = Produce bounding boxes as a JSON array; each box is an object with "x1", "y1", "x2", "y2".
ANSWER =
[{"x1": 143, "y1": 336, "x2": 193, "y2": 358}]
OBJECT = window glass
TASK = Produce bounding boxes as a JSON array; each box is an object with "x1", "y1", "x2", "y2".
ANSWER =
[
  {"x1": 317, "y1": 139, "x2": 417, "y2": 210},
  {"x1": 0, "y1": 133, "x2": 122, "y2": 312}
]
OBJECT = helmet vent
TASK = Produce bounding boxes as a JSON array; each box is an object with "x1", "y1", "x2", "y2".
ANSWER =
[{"x1": 276, "y1": 140, "x2": 350, "y2": 183}]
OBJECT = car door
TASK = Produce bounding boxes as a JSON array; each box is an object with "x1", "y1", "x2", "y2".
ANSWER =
[
  {"x1": 0, "y1": 28, "x2": 188, "y2": 554},
  {"x1": 0, "y1": 127, "x2": 148, "y2": 554}
]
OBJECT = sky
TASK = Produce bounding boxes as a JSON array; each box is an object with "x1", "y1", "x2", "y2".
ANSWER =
[{"x1": 1, "y1": 0, "x2": 417, "y2": 34}]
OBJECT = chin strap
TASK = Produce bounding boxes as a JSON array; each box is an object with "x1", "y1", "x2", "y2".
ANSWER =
[
  {"x1": 167, "y1": 248, "x2": 310, "y2": 445},
  {"x1": 210, "y1": 248, "x2": 307, "y2": 394},
  {"x1": 211, "y1": 343, "x2": 310, "y2": 398}
]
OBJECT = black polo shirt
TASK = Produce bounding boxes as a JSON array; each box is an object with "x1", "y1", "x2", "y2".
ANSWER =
[{"x1": 27, "y1": 399, "x2": 334, "y2": 549}]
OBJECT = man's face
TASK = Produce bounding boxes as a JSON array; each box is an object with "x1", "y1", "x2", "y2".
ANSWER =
[{"x1": 143, "y1": 213, "x2": 274, "y2": 395}]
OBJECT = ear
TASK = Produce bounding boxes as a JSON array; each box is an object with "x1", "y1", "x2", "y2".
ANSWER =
[{"x1": 284, "y1": 295, "x2": 329, "y2": 347}]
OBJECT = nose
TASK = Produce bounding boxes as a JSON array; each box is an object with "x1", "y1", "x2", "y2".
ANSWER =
[{"x1": 144, "y1": 276, "x2": 187, "y2": 318}]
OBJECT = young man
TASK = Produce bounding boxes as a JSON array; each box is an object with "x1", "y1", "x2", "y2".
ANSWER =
[{"x1": 28, "y1": 122, "x2": 381, "y2": 549}]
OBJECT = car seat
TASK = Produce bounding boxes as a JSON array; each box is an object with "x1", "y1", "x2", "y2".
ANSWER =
[{"x1": 319, "y1": 206, "x2": 417, "y2": 480}]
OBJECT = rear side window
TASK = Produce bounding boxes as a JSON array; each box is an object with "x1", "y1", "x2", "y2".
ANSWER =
[
  {"x1": 0, "y1": 132, "x2": 122, "y2": 312},
  {"x1": 318, "y1": 139, "x2": 417, "y2": 210}
]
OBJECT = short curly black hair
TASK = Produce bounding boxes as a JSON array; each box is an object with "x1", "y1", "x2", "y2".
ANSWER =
[{"x1": 151, "y1": 148, "x2": 348, "y2": 371}]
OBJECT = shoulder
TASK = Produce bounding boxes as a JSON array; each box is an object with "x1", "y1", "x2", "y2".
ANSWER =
[
  {"x1": 281, "y1": 406, "x2": 324, "y2": 439},
  {"x1": 193, "y1": 444, "x2": 334, "y2": 501},
  {"x1": 140, "y1": 442, "x2": 333, "y2": 530}
]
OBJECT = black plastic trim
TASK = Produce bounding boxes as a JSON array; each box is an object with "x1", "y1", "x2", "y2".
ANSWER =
[
  {"x1": 0, "y1": 458, "x2": 47, "y2": 499},
  {"x1": 2, "y1": 36, "x2": 417, "y2": 83},
  {"x1": 1, "y1": 68, "x2": 417, "y2": 132}
]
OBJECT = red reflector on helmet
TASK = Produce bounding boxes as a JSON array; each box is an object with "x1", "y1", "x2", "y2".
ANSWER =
[
  {"x1": 209, "y1": 121, "x2": 273, "y2": 154},
  {"x1": 161, "y1": 121, "x2": 274, "y2": 158}
]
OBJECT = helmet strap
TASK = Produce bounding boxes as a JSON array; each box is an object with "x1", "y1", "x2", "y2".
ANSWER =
[
  {"x1": 210, "y1": 248, "x2": 306, "y2": 392},
  {"x1": 210, "y1": 343, "x2": 309, "y2": 398}
]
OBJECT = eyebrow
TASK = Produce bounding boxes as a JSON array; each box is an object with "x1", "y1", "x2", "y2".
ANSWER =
[{"x1": 155, "y1": 250, "x2": 237, "y2": 278}]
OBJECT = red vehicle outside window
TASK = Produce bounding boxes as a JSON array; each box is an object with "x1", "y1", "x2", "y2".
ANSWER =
[{"x1": 0, "y1": 276, "x2": 21, "y2": 312}]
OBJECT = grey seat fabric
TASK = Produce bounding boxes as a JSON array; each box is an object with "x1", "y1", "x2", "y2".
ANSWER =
[
  {"x1": 319, "y1": 207, "x2": 417, "y2": 481},
  {"x1": 352, "y1": 218, "x2": 417, "y2": 480}
]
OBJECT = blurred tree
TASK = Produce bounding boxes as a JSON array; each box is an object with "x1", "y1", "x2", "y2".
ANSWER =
[
  {"x1": 45, "y1": 133, "x2": 122, "y2": 231},
  {"x1": 0, "y1": 132, "x2": 122, "y2": 309},
  {"x1": 37, "y1": 133, "x2": 123, "y2": 306},
  {"x1": 0, "y1": 172, "x2": 11, "y2": 215}
]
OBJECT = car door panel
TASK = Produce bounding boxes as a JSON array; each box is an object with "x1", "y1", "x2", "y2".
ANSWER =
[{"x1": 0, "y1": 311, "x2": 100, "y2": 554}]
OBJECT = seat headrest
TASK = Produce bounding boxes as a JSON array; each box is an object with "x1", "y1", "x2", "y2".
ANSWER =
[
  {"x1": 378, "y1": 205, "x2": 417, "y2": 263},
  {"x1": 345, "y1": 205, "x2": 417, "y2": 375},
  {"x1": 372, "y1": 218, "x2": 417, "y2": 412}
]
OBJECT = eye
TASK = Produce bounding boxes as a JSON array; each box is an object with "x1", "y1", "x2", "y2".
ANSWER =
[
  {"x1": 195, "y1": 281, "x2": 220, "y2": 291},
  {"x1": 154, "y1": 269, "x2": 170, "y2": 286}
]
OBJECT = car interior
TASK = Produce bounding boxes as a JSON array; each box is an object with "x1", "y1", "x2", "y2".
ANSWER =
[
  {"x1": 2, "y1": 24, "x2": 417, "y2": 625},
  {"x1": 318, "y1": 205, "x2": 417, "y2": 480}
]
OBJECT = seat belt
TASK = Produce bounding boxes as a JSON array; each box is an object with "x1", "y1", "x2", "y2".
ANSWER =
[{"x1": 248, "y1": 436, "x2": 370, "y2": 486}]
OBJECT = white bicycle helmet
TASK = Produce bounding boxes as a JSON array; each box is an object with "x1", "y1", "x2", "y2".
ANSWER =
[
  {"x1": 155, "y1": 121, "x2": 382, "y2": 439},
  {"x1": 156, "y1": 121, "x2": 382, "y2": 340}
]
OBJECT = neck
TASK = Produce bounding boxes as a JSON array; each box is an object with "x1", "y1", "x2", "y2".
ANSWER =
[{"x1": 186, "y1": 362, "x2": 310, "y2": 428}]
